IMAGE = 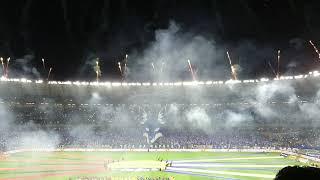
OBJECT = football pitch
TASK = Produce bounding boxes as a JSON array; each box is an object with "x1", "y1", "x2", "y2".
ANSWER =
[{"x1": 0, "y1": 151, "x2": 304, "y2": 180}]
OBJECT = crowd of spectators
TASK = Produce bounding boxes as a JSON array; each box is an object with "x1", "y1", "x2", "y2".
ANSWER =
[
  {"x1": 0, "y1": 102, "x2": 319, "y2": 152},
  {"x1": 1, "y1": 125, "x2": 319, "y2": 152}
]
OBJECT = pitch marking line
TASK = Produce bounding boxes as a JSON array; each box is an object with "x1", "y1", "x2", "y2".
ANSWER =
[
  {"x1": 172, "y1": 163, "x2": 286, "y2": 168},
  {"x1": 174, "y1": 156, "x2": 283, "y2": 163},
  {"x1": 167, "y1": 167, "x2": 275, "y2": 179}
]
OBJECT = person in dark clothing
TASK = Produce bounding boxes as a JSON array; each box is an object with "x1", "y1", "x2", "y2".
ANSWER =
[{"x1": 274, "y1": 166, "x2": 320, "y2": 180}]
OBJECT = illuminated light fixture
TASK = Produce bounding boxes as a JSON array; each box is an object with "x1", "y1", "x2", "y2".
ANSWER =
[
  {"x1": 294, "y1": 75, "x2": 303, "y2": 79},
  {"x1": 174, "y1": 82, "x2": 182, "y2": 86},
  {"x1": 260, "y1": 78, "x2": 269, "y2": 82},
  {"x1": 112, "y1": 82, "x2": 121, "y2": 86},
  {"x1": 225, "y1": 79, "x2": 241, "y2": 84},
  {"x1": 183, "y1": 81, "x2": 198, "y2": 86},
  {"x1": 80, "y1": 82, "x2": 89, "y2": 85},
  {"x1": 313, "y1": 71, "x2": 320, "y2": 77},
  {"x1": 73, "y1": 81, "x2": 81, "y2": 85}
]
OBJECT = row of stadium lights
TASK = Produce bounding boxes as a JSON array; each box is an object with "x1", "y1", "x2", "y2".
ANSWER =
[
  {"x1": 0, "y1": 71, "x2": 320, "y2": 86},
  {"x1": 4, "y1": 101, "x2": 308, "y2": 107}
]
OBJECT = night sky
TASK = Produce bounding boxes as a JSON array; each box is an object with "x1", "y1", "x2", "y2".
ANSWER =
[{"x1": 0, "y1": 0, "x2": 320, "y2": 81}]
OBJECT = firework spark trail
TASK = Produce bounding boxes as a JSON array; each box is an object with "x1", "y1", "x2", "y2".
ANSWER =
[
  {"x1": 277, "y1": 50, "x2": 280, "y2": 79},
  {"x1": 42, "y1": 58, "x2": 46, "y2": 71},
  {"x1": 309, "y1": 40, "x2": 320, "y2": 60},
  {"x1": 118, "y1": 62, "x2": 123, "y2": 78},
  {"x1": 187, "y1": 59, "x2": 196, "y2": 81},
  {"x1": 160, "y1": 62, "x2": 164, "y2": 73},
  {"x1": 124, "y1": 54, "x2": 128, "y2": 73},
  {"x1": 95, "y1": 59, "x2": 101, "y2": 82},
  {"x1": 5, "y1": 57, "x2": 10, "y2": 78},
  {"x1": 226, "y1": 51, "x2": 237, "y2": 80},
  {"x1": 47, "y1": 67, "x2": 52, "y2": 81},
  {"x1": 268, "y1": 61, "x2": 277, "y2": 77},
  {"x1": 0, "y1": 57, "x2": 4, "y2": 76},
  {"x1": 151, "y1": 62, "x2": 155, "y2": 71}
]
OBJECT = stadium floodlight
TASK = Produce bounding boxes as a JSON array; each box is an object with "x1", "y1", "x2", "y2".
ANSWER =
[
  {"x1": 102, "y1": 82, "x2": 111, "y2": 86},
  {"x1": 159, "y1": 83, "x2": 163, "y2": 86},
  {"x1": 182, "y1": 81, "x2": 189, "y2": 86},
  {"x1": 183, "y1": 81, "x2": 198, "y2": 86},
  {"x1": 111, "y1": 82, "x2": 121, "y2": 86},
  {"x1": 198, "y1": 81, "x2": 205, "y2": 85},
  {"x1": 80, "y1": 82, "x2": 89, "y2": 85},
  {"x1": 205, "y1": 81, "x2": 213, "y2": 85},
  {"x1": 260, "y1": 78, "x2": 269, "y2": 82},
  {"x1": 225, "y1": 79, "x2": 241, "y2": 84},
  {"x1": 73, "y1": 81, "x2": 81, "y2": 85},
  {"x1": 152, "y1": 83, "x2": 158, "y2": 86},
  {"x1": 142, "y1": 82, "x2": 151, "y2": 86},
  {"x1": 280, "y1": 76, "x2": 290, "y2": 80},
  {"x1": 174, "y1": 82, "x2": 182, "y2": 86},
  {"x1": 49, "y1": 81, "x2": 58, "y2": 84},
  {"x1": 89, "y1": 82, "x2": 99, "y2": 86},
  {"x1": 294, "y1": 75, "x2": 303, "y2": 79},
  {"x1": 35, "y1": 80, "x2": 43, "y2": 84},
  {"x1": 20, "y1": 78, "x2": 27, "y2": 83},
  {"x1": 243, "y1": 79, "x2": 255, "y2": 83},
  {"x1": 313, "y1": 71, "x2": 320, "y2": 77}
]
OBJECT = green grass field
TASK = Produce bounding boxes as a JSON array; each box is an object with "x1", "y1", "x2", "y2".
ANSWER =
[{"x1": 0, "y1": 151, "x2": 304, "y2": 180}]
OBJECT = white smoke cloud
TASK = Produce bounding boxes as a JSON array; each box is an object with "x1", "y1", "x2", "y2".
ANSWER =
[
  {"x1": 225, "y1": 110, "x2": 253, "y2": 128},
  {"x1": 14, "y1": 130, "x2": 60, "y2": 149},
  {"x1": 127, "y1": 21, "x2": 226, "y2": 81},
  {"x1": 185, "y1": 107, "x2": 211, "y2": 132},
  {"x1": 15, "y1": 54, "x2": 41, "y2": 78}
]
